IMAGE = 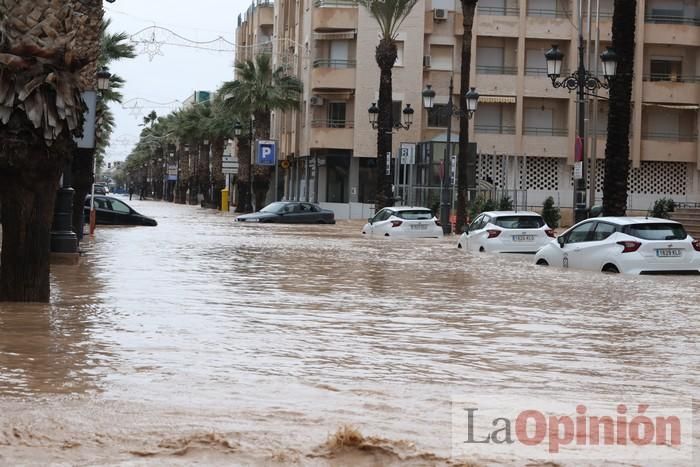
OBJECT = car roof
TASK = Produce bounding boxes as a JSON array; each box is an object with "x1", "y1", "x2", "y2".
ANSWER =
[
  {"x1": 583, "y1": 216, "x2": 680, "y2": 225},
  {"x1": 481, "y1": 211, "x2": 542, "y2": 217},
  {"x1": 385, "y1": 206, "x2": 432, "y2": 212}
]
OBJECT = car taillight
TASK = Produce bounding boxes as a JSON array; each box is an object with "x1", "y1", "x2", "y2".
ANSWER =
[
  {"x1": 434, "y1": 219, "x2": 441, "y2": 226},
  {"x1": 617, "y1": 241, "x2": 641, "y2": 253},
  {"x1": 545, "y1": 229, "x2": 556, "y2": 238},
  {"x1": 692, "y1": 240, "x2": 700, "y2": 252},
  {"x1": 391, "y1": 220, "x2": 403, "y2": 228},
  {"x1": 487, "y1": 229, "x2": 501, "y2": 239}
]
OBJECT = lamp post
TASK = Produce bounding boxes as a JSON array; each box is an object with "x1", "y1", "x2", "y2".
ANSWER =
[
  {"x1": 544, "y1": 38, "x2": 617, "y2": 224},
  {"x1": 422, "y1": 78, "x2": 479, "y2": 235},
  {"x1": 87, "y1": 66, "x2": 112, "y2": 236}
]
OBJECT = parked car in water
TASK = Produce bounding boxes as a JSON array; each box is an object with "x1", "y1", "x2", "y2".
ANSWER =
[
  {"x1": 235, "y1": 201, "x2": 336, "y2": 224},
  {"x1": 458, "y1": 211, "x2": 555, "y2": 253},
  {"x1": 362, "y1": 207, "x2": 442, "y2": 238},
  {"x1": 534, "y1": 217, "x2": 700, "y2": 274},
  {"x1": 84, "y1": 195, "x2": 157, "y2": 226},
  {"x1": 93, "y1": 184, "x2": 109, "y2": 195}
]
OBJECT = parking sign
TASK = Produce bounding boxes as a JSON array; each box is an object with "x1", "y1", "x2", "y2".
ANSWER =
[{"x1": 256, "y1": 140, "x2": 277, "y2": 166}]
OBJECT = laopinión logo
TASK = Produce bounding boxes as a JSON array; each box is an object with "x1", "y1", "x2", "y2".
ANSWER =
[{"x1": 451, "y1": 395, "x2": 693, "y2": 464}]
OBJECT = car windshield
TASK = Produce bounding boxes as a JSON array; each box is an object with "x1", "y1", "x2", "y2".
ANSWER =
[
  {"x1": 494, "y1": 216, "x2": 544, "y2": 229},
  {"x1": 625, "y1": 223, "x2": 687, "y2": 240},
  {"x1": 395, "y1": 210, "x2": 433, "y2": 220},
  {"x1": 260, "y1": 202, "x2": 288, "y2": 213}
]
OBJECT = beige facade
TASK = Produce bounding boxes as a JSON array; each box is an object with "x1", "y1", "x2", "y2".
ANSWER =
[{"x1": 236, "y1": 0, "x2": 700, "y2": 215}]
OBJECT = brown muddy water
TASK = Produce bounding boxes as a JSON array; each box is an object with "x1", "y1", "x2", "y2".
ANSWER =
[{"x1": 0, "y1": 198, "x2": 697, "y2": 466}]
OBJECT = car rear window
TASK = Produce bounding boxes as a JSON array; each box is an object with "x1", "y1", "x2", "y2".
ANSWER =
[
  {"x1": 395, "y1": 210, "x2": 433, "y2": 220},
  {"x1": 625, "y1": 223, "x2": 687, "y2": 240},
  {"x1": 494, "y1": 216, "x2": 544, "y2": 229}
]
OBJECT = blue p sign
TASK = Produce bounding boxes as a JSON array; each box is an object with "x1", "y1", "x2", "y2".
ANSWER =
[{"x1": 256, "y1": 140, "x2": 276, "y2": 166}]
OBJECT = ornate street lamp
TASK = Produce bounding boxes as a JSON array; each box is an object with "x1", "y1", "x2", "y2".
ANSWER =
[
  {"x1": 422, "y1": 78, "x2": 479, "y2": 235},
  {"x1": 544, "y1": 42, "x2": 618, "y2": 223},
  {"x1": 96, "y1": 67, "x2": 111, "y2": 91},
  {"x1": 367, "y1": 101, "x2": 414, "y2": 130}
]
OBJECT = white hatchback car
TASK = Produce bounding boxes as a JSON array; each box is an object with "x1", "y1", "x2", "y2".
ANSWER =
[
  {"x1": 362, "y1": 207, "x2": 443, "y2": 238},
  {"x1": 457, "y1": 211, "x2": 555, "y2": 253},
  {"x1": 534, "y1": 217, "x2": 700, "y2": 274}
]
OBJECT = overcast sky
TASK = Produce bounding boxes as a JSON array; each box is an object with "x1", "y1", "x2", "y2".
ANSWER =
[{"x1": 104, "y1": 0, "x2": 249, "y2": 163}]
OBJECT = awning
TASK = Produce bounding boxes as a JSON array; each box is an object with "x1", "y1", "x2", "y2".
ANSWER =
[
  {"x1": 643, "y1": 102, "x2": 698, "y2": 110},
  {"x1": 479, "y1": 95, "x2": 516, "y2": 104}
]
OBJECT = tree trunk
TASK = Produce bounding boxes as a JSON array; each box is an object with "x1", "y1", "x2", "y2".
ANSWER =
[
  {"x1": 198, "y1": 142, "x2": 211, "y2": 205},
  {"x1": 0, "y1": 114, "x2": 73, "y2": 302},
  {"x1": 71, "y1": 150, "x2": 93, "y2": 239},
  {"x1": 375, "y1": 39, "x2": 397, "y2": 211},
  {"x1": 236, "y1": 137, "x2": 252, "y2": 212},
  {"x1": 602, "y1": 0, "x2": 636, "y2": 216},
  {"x1": 456, "y1": 0, "x2": 478, "y2": 233},
  {"x1": 211, "y1": 138, "x2": 226, "y2": 209}
]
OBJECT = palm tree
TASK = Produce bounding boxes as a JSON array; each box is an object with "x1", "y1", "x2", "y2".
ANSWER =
[
  {"x1": 0, "y1": 1, "x2": 94, "y2": 301},
  {"x1": 358, "y1": 0, "x2": 419, "y2": 210},
  {"x1": 602, "y1": 0, "x2": 636, "y2": 216},
  {"x1": 207, "y1": 94, "x2": 238, "y2": 209},
  {"x1": 219, "y1": 53, "x2": 302, "y2": 211},
  {"x1": 456, "y1": 0, "x2": 478, "y2": 233}
]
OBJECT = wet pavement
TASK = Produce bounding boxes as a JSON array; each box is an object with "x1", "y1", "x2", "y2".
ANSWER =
[{"x1": 0, "y1": 197, "x2": 697, "y2": 465}]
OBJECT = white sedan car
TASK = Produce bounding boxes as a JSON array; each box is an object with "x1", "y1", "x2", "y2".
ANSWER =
[
  {"x1": 534, "y1": 217, "x2": 700, "y2": 274},
  {"x1": 362, "y1": 207, "x2": 442, "y2": 238},
  {"x1": 457, "y1": 211, "x2": 555, "y2": 253}
]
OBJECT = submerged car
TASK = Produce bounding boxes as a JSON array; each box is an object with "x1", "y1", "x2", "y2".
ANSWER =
[
  {"x1": 362, "y1": 207, "x2": 442, "y2": 238},
  {"x1": 84, "y1": 195, "x2": 157, "y2": 226},
  {"x1": 534, "y1": 217, "x2": 700, "y2": 275},
  {"x1": 458, "y1": 211, "x2": 555, "y2": 253},
  {"x1": 235, "y1": 201, "x2": 335, "y2": 224}
]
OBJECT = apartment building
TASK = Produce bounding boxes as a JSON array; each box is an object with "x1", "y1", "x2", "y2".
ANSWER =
[{"x1": 236, "y1": 0, "x2": 700, "y2": 218}]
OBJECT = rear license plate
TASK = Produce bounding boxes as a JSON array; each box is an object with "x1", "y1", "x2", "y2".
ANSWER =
[
  {"x1": 656, "y1": 248, "x2": 682, "y2": 257},
  {"x1": 512, "y1": 235, "x2": 535, "y2": 242},
  {"x1": 410, "y1": 224, "x2": 428, "y2": 230}
]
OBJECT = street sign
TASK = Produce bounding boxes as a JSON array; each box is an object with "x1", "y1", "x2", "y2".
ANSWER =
[
  {"x1": 450, "y1": 155, "x2": 457, "y2": 185},
  {"x1": 222, "y1": 155, "x2": 238, "y2": 175},
  {"x1": 400, "y1": 143, "x2": 415, "y2": 164},
  {"x1": 386, "y1": 152, "x2": 391, "y2": 175},
  {"x1": 573, "y1": 160, "x2": 583, "y2": 180},
  {"x1": 256, "y1": 140, "x2": 277, "y2": 166}
]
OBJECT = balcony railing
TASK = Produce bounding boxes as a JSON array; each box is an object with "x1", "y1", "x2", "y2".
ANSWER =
[
  {"x1": 313, "y1": 0, "x2": 358, "y2": 7},
  {"x1": 311, "y1": 119, "x2": 354, "y2": 128},
  {"x1": 477, "y1": 6, "x2": 520, "y2": 16},
  {"x1": 582, "y1": 10, "x2": 614, "y2": 20},
  {"x1": 524, "y1": 127, "x2": 568, "y2": 137},
  {"x1": 643, "y1": 74, "x2": 700, "y2": 83},
  {"x1": 645, "y1": 12, "x2": 700, "y2": 26},
  {"x1": 313, "y1": 58, "x2": 356, "y2": 68},
  {"x1": 642, "y1": 132, "x2": 698, "y2": 142},
  {"x1": 475, "y1": 125, "x2": 516, "y2": 135},
  {"x1": 476, "y1": 65, "x2": 518, "y2": 75},
  {"x1": 525, "y1": 66, "x2": 569, "y2": 76},
  {"x1": 527, "y1": 8, "x2": 571, "y2": 19}
]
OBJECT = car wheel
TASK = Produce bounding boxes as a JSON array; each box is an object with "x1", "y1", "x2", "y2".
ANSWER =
[
  {"x1": 536, "y1": 259, "x2": 549, "y2": 266},
  {"x1": 457, "y1": 242, "x2": 462, "y2": 249},
  {"x1": 479, "y1": 247, "x2": 485, "y2": 252},
  {"x1": 602, "y1": 264, "x2": 620, "y2": 274}
]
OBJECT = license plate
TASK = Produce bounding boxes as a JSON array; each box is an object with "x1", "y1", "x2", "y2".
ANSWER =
[
  {"x1": 656, "y1": 248, "x2": 682, "y2": 257},
  {"x1": 410, "y1": 224, "x2": 427, "y2": 230},
  {"x1": 246, "y1": 218, "x2": 259, "y2": 222},
  {"x1": 512, "y1": 235, "x2": 535, "y2": 242}
]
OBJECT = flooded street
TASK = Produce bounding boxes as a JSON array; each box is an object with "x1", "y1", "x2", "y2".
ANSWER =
[{"x1": 0, "y1": 198, "x2": 698, "y2": 466}]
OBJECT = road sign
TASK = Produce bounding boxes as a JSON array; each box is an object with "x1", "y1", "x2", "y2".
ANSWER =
[
  {"x1": 573, "y1": 160, "x2": 583, "y2": 180},
  {"x1": 222, "y1": 154, "x2": 238, "y2": 175},
  {"x1": 400, "y1": 143, "x2": 415, "y2": 164},
  {"x1": 256, "y1": 140, "x2": 277, "y2": 166}
]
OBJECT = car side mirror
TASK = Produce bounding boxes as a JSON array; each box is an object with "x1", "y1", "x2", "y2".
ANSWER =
[{"x1": 557, "y1": 236, "x2": 565, "y2": 248}]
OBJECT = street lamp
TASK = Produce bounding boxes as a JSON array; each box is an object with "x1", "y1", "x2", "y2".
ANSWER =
[
  {"x1": 544, "y1": 42, "x2": 617, "y2": 223},
  {"x1": 234, "y1": 118, "x2": 255, "y2": 210},
  {"x1": 367, "y1": 102, "x2": 414, "y2": 131},
  {"x1": 422, "y1": 77, "x2": 479, "y2": 235},
  {"x1": 96, "y1": 67, "x2": 111, "y2": 91}
]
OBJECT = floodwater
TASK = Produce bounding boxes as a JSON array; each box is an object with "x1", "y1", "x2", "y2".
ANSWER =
[{"x1": 0, "y1": 198, "x2": 697, "y2": 466}]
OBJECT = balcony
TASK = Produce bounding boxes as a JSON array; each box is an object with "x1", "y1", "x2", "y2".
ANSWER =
[
  {"x1": 312, "y1": 0, "x2": 358, "y2": 31},
  {"x1": 311, "y1": 60, "x2": 356, "y2": 90},
  {"x1": 463, "y1": 8, "x2": 520, "y2": 36},
  {"x1": 524, "y1": 127, "x2": 568, "y2": 137},
  {"x1": 523, "y1": 68, "x2": 571, "y2": 97},
  {"x1": 525, "y1": 9, "x2": 572, "y2": 39},
  {"x1": 476, "y1": 65, "x2": 518, "y2": 75},
  {"x1": 645, "y1": 12, "x2": 700, "y2": 26},
  {"x1": 641, "y1": 134, "x2": 698, "y2": 162},
  {"x1": 642, "y1": 75, "x2": 700, "y2": 104},
  {"x1": 523, "y1": 128, "x2": 569, "y2": 156},
  {"x1": 310, "y1": 119, "x2": 354, "y2": 150},
  {"x1": 642, "y1": 131, "x2": 698, "y2": 143},
  {"x1": 478, "y1": 5, "x2": 520, "y2": 16},
  {"x1": 475, "y1": 125, "x2": 516, "y2": 134}
]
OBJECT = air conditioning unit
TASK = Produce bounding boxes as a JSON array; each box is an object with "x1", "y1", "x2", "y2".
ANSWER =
[
  {"x1": 423, "y1": 55, "x2": 431, "y2": 68},
  {"x1": 309, "y1": 96, "x2": 324, "y2": 106},
  {"x1": 433, "y1": 8, "x2": 447, "y2": 20}
]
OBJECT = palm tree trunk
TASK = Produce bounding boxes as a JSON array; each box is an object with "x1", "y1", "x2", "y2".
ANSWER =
[
  {"x1": 602, "y1": 0, "x2": 636, "y2": 216},
  {"x1": 0, "y1": 115, "x2": 73, "y2": 302},
  {"x1": 211, "y1": 138, "x2": 226, "y2": 209},
  {"x1": 198, "y1": 142, "x2": 211, "y2": 206},
  {"x1": 375, "y1": 39, "x2": 397, "y2": 211},
  {"x1": 236, "y1": 137, "x2": 252, "y2": 212},
  {"x1": 252, "y1": 111, "x2": 272, "y2": 210},
  {"x1": 456, "y1": 0, "x2": 478, "y2": 233}
]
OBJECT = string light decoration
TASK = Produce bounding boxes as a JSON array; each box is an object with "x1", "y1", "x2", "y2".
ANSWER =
[{"x1": 121, "y1": 97, "x2": 182, "y2": 119}]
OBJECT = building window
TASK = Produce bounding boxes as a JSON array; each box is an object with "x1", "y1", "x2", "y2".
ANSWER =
[
  {"x1": 428, "y1": 104, "x2": 450, "y2": 127},
  {"x1": 392, "y1": 100, "x2": 402, "y2": 125},
  {"x1": 430, "y1": 45, "x2": 453, "y2": 70},
  {"x1": 395, "y1": 41, "x2": 404, "y2": 67},
  {"x1": 327, "y1": 102, "x2": 346, "y2": 128},
  {"x1": 650, "y1": 59, "x2": 683, "y2": 82}
]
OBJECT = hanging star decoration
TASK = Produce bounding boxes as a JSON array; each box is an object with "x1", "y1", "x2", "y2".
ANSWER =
[
  {"x1": 127, "y1": 101, "x2": 144, "y2": 118},
  {"x1": 140, "y1": 30, "x2": 164, "y2": 61}
]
